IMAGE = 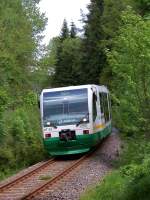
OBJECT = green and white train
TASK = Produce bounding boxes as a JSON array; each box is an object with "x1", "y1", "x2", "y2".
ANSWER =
[{"x1": 40, "y1": 85, "x2": 111, "y2": 156}]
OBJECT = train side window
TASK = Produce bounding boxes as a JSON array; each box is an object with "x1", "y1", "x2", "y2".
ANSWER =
[
  {"x1": 99, "y1": 93, "x2": 104, "y2": 114},
  {"x1": 108, "y1": 94, "x2": 111, "y2": 120},
  {"x1": 99, "y1": 92, "x2": 109, "y2": 123},
  {"x1": 104, "y1": 93, "x2": 110, "y2": 122},
  {"x1": 92, "y1": 93, "x2": 97, "y2": 122}
]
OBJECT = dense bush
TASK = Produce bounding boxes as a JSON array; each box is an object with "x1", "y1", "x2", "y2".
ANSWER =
[
  {"x1": 124, "y1": 175, "x2": 150, "y2": 200},
  {"x1": 0, "y1": 93, "x2": 47, "y2": 180},
  {"x1": 117, "y1": 136, "x2": 150, "y2": 167},
  {"x1": 120, "y1": 158, "x2": 150, "y2": 200}
]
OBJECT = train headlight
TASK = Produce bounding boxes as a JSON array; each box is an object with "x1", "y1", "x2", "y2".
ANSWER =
[
  {"x1": 76, "y1": 114, "x2": 89, "y2": 127},
  {"x1": 83, "y1": 117, "x2": 88, "y2": 122}
]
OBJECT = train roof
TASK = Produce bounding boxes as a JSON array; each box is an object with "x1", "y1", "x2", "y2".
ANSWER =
[{"x1": 41, "y1": 85, "x2": 109, "y2": 94}]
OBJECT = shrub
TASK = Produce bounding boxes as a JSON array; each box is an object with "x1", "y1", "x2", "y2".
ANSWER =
[{"x1": 0, "y1": 104, "x2": 47, "y2": 180}]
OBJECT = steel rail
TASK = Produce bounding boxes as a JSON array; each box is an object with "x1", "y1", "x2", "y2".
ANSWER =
[
  {"x1": 0, "y1": 158, "x2": 55, "y2": 192},
  {"x1": 22, "y1": 148, "x2": 97, "y2": 200}
]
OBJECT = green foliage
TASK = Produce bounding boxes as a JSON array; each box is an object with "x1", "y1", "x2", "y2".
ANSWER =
[
  {"x1": 52, "y1": 37, "x2": 82, "y2": 87},
  {"x1": 125, "y1": 175, "x2": 150, "y2": 200},
  {"x1": 0, "y1": 0, "x2": 46, "y2": 93},
  {"x1": 117, "y1": 136, "x2": 150, "y2": 167},
  {"x1": 50, "y1": 0, "x2": 128, "y2": 87},
  {"x1": 23, "y1": 91, "x2": 38, "y2": 106},
  {"x1": 108, "y1": 8, "x2": 150, "y2": 134},
  {"x1": 0, "y1": 88, "x2": 9, "y2": 113},
  {"x1": 32, "y1": 37, "x2": 59, "y2": 90},
  {"x1": 0, "y1": 0, "x2": 47, "y2": 179},
  {"x1": 81, "y1": 158, "x2": 150, "y2": 200},
  {"x1": 99, "y1": 0, "x2": 132, "y2": 87},
  {"x1": 80, "y1": 0, "x2": 106, "y2": 84},
  {"x1": 22, "y1": 0, "x2": 47, "y2": 46},
  {"x1": 70, "y1": 21, "x2": 77, "y2": 38},
  {"x1": 0, "y1": 105, "x2": 46, "y2": 178},
  {"x1": 134, "y1": 0, "x2": 150, "y2": 16},
  {"x1": 119, "y1": 158, "x2": 150, "y2": 200},
  {"x1": 60, "y1": 19, "x2": 70, "y2": 41},
  {"x1": 39, "y1": 20, "x2": 81, "y2": 88},
  {"x1": 81, "y1": 4, "x2": 150, "y2": 200},
  {"x1": 101, "y1": 0, "x2": 128, "y2": 47}
]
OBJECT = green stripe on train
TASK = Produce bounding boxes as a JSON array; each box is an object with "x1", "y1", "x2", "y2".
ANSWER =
[{"x1": 43, "y1": 124, "x2": 111, "y2": 156}]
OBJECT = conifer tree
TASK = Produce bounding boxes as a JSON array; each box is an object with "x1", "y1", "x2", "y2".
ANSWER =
[
  {"x1": 78, "y1": 0, "x2": 129, "y2": 85},
  {"x1": 79, "y1": 0, "x2": 105, "y2": 84},
  {"x1": 52, "y1": 37, "x2": 82, "y2": 87},
  {"x1": 70, "y1": 21, "x2": 77, "y2": 38},
  {"x1": 99, "y1": 0, "x2": 128, "y2": 86},
  {"x1": 60, "y1": 19, "x2": 69, "y2": 40},
  {"x1": 51, "y1": 19, "x2": 81, "y2": 87}
]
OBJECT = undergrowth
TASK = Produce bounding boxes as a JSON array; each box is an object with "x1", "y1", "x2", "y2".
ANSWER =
[
  {"x1": 80, "y1": 135, "x2": 150, "y2": 200},
  {"x1": 0, "y1": 101, "x2": 48, "y2": 180}
]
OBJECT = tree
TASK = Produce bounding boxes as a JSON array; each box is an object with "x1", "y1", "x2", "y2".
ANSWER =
[
  {"x1": 108, "y1": 8, "x2": 150, "y2": 134},
  {"x1": 0, "y1": 0, "x2": 47, "y2": 176},
  {"x1": 51, "y1": 19, "x2": 82, "y2": 87},
  {"x1": 99, "y1": 0, "x2": 129, "y2": 86},
  {"x1": 33, "y1": 37, "x2": 59, "y2": 90},
  {"x1": 52, "y1": 37, "x2": 82, "y2": 87},
  {"x1": 70, "y1": 21, "x2": 77, "y2": 38},
  {"x1": 79, "y1": 0, "x2": 105, "y2": 85},
  {"x1": 60, "y1": 19, "x2": 69, "y2": 40},
  {"x1": 0, "y1": 0, "x2": 46, "y2": 96},
  {"x1": 101, "y1": 0, "x2": 129, "y2": 47}
]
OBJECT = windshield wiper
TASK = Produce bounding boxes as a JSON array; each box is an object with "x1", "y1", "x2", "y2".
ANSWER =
[{"x1": 76, "y1": 113, "x2": 89, "y2": 127}]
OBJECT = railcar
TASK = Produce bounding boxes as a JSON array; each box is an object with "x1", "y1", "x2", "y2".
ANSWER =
[{"x1": 40, "y1": 85, "x2": 111, "y2": 156}]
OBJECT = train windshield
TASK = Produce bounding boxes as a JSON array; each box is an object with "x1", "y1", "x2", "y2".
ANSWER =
[{"x1": 43, "y1": 88, "x2": 89, "y2": 126}]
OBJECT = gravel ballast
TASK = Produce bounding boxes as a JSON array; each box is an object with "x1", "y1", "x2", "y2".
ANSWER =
[{"x1": 36, "y1": 132, "x2": 121, "y2": 200}]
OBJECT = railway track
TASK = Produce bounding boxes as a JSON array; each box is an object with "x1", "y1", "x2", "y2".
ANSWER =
[
  {"x1": 0, "y1": 158, "x2": 56, "y2": 199},
  {"x1": 0, "y1": 146, "x2": 99, "y2": 200},
  {"x1": 22, "y1": 150, "x2": 94, "y2": 200},
  {"x1": 0, "y1": 158, "x2": 55, "y2": 192}
]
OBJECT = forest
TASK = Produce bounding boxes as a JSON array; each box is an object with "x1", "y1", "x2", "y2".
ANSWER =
[{"x1": 0, "y1": 0, "x2": 150, "y2": 199}]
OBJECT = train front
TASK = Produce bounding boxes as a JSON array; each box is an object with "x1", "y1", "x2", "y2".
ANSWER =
[{"x1": 40, "y1": 87, "x2": 94, "y2": 156}]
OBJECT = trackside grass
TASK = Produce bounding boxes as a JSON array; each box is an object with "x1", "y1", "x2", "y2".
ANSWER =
[{"x1": 80, "y1": 171, "x2": 128, "y2": 200}]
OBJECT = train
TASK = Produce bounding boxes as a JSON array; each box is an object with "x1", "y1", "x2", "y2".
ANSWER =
[{"x1": 40, "y1": 85, "x2": 111, "y2": 156}]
